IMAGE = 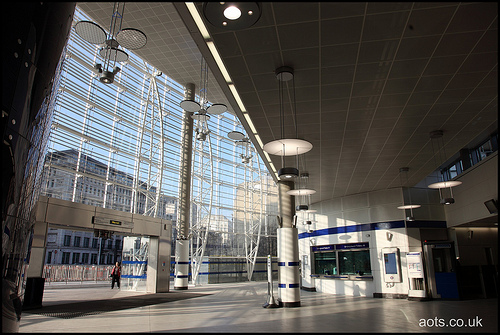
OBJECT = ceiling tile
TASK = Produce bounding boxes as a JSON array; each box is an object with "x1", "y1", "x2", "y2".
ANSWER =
[
  {"x1": 414, "y1": 75, "x2": 453, "y2": 92},
  {"x1": 358, "y1": 39, "x2": 399, "y2": 63},
  {"x1": 278, "y1": 21, "x2": 320, "y2": 50},
  {"x1": 272, "y1": 2, "x2": 319, "y2": 25},
  {"x1": 366, "y1": 2, "x2": 413, "y2": 14},
  {"x1": 395, "y1": 36, "x2": 441, "y2": 60},
  {"x1": 362, "y1": 11, "x2": 409, "y2": 41},
  {"x1": 388, "y1": 59, "x2": 428, "y2": 79},
  {"x1": 321, "y1": 43, "x2": 359, "y2": 67},
  {"x1": 404, "y1": 6, "x2": 455, "y2": 38},
  {"x1": 354, "y1": 62, "x2": 392, "y2": 81},
  {"x1": 434, "y1": 32, "x2": 485, "y2": 57},
  {"x1": 446, "y1": 2, "x2": 498, "y2": 33},
  {"x1": 236, "y1": 26, "x2": 281, "y2": 55},
  {"x1": 422, "y1": 55, "x2": 467, "y2": 76},
  {"x1": 472, "y1": 30, "x2": 498, "y2": 53},
  {"x1": 320, "y1": 2, "x2": 366, "y2": 19},
  {"x1": 321, "y1": 16, "x2": 363, "y2": 45}
]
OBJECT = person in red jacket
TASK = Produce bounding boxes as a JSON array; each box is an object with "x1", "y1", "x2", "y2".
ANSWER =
[{"x1": 111, "y1": 262, "x2": 121, "y2": 289}]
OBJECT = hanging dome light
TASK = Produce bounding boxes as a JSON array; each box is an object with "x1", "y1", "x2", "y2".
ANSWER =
[
  {"x1": 397, "y1": 167, "x2": 421, "y2": 221},
  {"x1": 427, "y1": 130, "x2": 462, "y2": 205},
  {"x1": 263, "y1": 66, "x2": 312, "y2": 181}
]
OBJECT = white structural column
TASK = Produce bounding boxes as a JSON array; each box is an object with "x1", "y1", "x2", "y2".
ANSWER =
[
  {"x1": 174, "y1": 83, "x2": 195, "y2": 290},
  {"x1": 277, "y1": 180, "x2": 301, "y2": 307}
]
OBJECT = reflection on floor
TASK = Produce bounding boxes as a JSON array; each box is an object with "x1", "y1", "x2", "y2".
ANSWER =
[{"x1": 20, "y1": 281, "x2": 498, "y2": 333}]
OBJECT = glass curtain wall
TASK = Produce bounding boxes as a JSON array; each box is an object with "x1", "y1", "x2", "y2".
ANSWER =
[{"x1": 41, "y1": 6, "x2": 278, "y2": 283}]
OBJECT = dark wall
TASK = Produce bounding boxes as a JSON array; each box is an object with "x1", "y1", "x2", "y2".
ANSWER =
[{"x1": 2, "y1": 2, "x2": 75, "y2": 332}]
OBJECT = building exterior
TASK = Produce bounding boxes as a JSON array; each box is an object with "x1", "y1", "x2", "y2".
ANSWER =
[{"x1": 45, "y1": 228, "x2": 121, "y2": 266}]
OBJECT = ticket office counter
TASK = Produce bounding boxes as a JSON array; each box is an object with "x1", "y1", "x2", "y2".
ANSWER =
[
  {"x1": 311, "y1": 242, "x2": 372, "y2": 278},
  {"x1": 309, "y1": 242, "x2": 375, "y2": 296}
]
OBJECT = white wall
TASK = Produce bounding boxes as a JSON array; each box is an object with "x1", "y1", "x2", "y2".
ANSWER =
[
  {"x1": 445, "y1": 153, "x2": 498, "y2": 227},
  {"x1": 299, "y1": 187, "x2": 447, "y2": 298}
]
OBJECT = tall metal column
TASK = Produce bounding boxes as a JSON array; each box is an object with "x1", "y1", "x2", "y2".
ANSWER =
[
  {"x1": 174, "y1": 83, "x2": 195, "y2": 290},
  {"x1": 277, "y1": 180, "x2": 301, "y2": 307}
]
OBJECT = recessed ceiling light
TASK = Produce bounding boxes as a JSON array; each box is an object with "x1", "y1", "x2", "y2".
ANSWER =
[
  {"x1": 203, "y1": 2, "x2": 261, "y2": 30},
  {"x1": 224, "y1": 6, "x2": 241, "y2": 20}
]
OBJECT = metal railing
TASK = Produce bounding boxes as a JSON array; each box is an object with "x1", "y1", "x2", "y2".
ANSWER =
[{"x1": 42, "y1": 265, "x2": 114, "y2": 283}]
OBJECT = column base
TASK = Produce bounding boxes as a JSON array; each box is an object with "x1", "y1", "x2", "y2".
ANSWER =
[
  {"x1": 174, "y1": 286, "x2": 188, "y2": 290},
  {"x1": 280, "y1": 301, "x2": 301, "y2": 308}
]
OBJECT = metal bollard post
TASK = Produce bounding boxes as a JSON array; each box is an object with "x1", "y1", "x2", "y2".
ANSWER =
[{"x1": 262, "y1": 255, "x2": 279, "y2": 308}]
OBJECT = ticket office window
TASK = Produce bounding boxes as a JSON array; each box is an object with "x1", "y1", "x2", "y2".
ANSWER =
[
  {"x1": 314, "y1": 252, "x2": 337, "y2": 275},
  {"x1": 338, "y1": 249, "x2": 371, "y2": 275},
  {"x1": 313, "y1": 249, "x2": 371, "y2": 276}
]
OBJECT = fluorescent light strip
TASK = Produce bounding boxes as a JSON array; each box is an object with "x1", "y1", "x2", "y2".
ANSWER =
[
  {"x1": 228, "y1": 84, "x2": 247, "y2": 113},
  {"x1": 253, "y1": 133, "x2": 263, "y2": 148},
  {"x1": 186, "y1": 2, "x2": 276, "y2": 176},
  {"x1": 207, "y1": 41, "x2": 232, "y2": 83},
  {"x1": 243, "y1": 113, "x2": 257, "y2": 135},
  {"x1": 186, "y1": 2, "x2": 211, "y2": 39}
]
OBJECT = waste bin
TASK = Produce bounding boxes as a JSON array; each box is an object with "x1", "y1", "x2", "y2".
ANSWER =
[{"x1": 22, "y1": 277, "x2": 45, "y2": 310}]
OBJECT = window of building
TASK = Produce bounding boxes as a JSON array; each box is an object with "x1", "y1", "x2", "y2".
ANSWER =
[
  {"x1": 338, "y1": 249, "x2": 371, "y2": 275},
  {"x1": 83, "y1": 237, "x2": 90, "y2": 248},
  {"x1": 314, "y1": 251, "x2": 337, "y2": 275},
  {"x1": 74, "y1": 236, "x2": 81, "y2": 247},
  {"x1": 91, "y1": 254, "x2": 97, "y2": 265},
  {"x1": 63, "y1": 235, "x2": 71, "y2": 246},
  {"x1": 82, "y1": 253, "x2": 89, "y2": 264},
  {"x1": 47, "y1": 251, "x2": 52, "y2": 264},
  {"x1": 92, "y1": 238, "x2": 98, "y2": 248},
  {"x1": 72, "y1": 252, "x2": 80, "y2": 264},
  {"x1": 62, "y1": 252, "x2": 70, "y2": 264}
]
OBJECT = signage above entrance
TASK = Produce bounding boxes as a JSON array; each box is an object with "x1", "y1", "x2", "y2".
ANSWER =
[{"x1": 92, "y1": 216, "x2": 134, "y2": 229}]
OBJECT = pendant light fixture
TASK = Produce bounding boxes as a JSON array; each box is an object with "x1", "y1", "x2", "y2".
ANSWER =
[
  {"x1": 397, "y1": 167, "x2": 421, "y2": 221},
  {"x1": 228, "y1": 131, "x2": 253, "y2": 164},
  {"x1": 180, "y1": 56, "x2": 227, "y2": 141},
  {"x1": 74, "y1": 2, "x2": 147, "y2": 84},
  {"x1": 427, "y1": 130, "x2": 462, "y2": 205},
  {"x1": 288, "y1": 172, "x2": 316, "y2": 211},
  {"x1": 263, "y1": 66, "x2": 313, "y2": 180}
]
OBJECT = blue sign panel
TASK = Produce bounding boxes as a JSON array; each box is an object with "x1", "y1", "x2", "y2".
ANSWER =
[
  {"x1": 312, "y1": 242, "x2": 369, "y2": 252},
  {"x1": 335, "y1": 242, "x2": 369, "y2": 250},
  {"x1": 311, "y1": 245, "x2": 335, "y2": 252}
]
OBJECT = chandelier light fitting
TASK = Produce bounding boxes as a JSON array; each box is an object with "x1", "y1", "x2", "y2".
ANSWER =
[
  {"x1": 180, "y1": 57, "x2": 227, "y2": 141},
  {"x1": 228, "y1": 131, "x2": 253, "y2": 164},
  {"x1": 74, "y1": 2, "x2": 147, "y2": 84}
]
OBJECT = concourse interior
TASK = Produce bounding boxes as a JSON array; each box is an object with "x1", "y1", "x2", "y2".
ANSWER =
[
  {"x1": 2, "y1": 2, "x2": 498, "y2": 334},
  {"x1": 20, "y1": 281, "x2": 498, "y2": 333}
]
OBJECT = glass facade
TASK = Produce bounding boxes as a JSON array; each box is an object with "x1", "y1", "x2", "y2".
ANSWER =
[{"x1": 40, "y1": 6, "x2": 279, "y2": 283}]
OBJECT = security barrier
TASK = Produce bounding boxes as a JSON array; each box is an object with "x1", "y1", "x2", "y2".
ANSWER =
[{"x1": 42, "y1": 265, "x2": 114, "y2": 283}]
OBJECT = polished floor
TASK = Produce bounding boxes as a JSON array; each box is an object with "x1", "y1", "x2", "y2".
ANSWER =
[{"x1": 20, "y1": 281, "x2": 498, "y2": 333}]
